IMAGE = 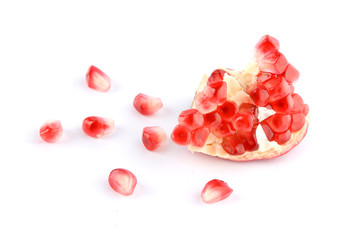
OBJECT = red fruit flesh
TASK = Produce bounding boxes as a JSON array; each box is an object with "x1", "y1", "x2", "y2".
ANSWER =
[
  {"x1": 255, "y1": 35, "x2": 280, "y2": 59},
  {"x1": 250, "y1": 87, "x2": 269, "y2": 107},
  {"x1": 178, "y1": 109, "x2": 204, "y2": 130},
  {"x1": 303, "y1": 104, "x2": 309, "y2": 116},
  {"x1": 258, "y1": 51, "x2": 288, "y2": 74},
  {"x1": 171, "y1": 124, "x2": 191, "y2": 145},
  {"x1": 237, "y1": 131, "x2": 259, "y2": 151},
  {"x1": 142, "y1": 126, "x2": 167, "y2": 151},
  {"x1": 191, "y1": 127, "x2": 210, "y2": 147},
  {"x1": 232, "y1": 113, "x2": 254, "y2": 132},
  {"x1": 201, "y1": 179, "x2": 233, "y2": 204},
  {"x1": 264, "y1": 114, "x2": 291, "y2": 133},
  {"x1": 284, "y1": 64, "x2": 300, "y2": 83},
  {"x1": 217, "y1": 101, "x2": 238, "y2": 121},
  {"x1": 208, "y1": 69, "x2": 227, "y2": 84},
  {"x1": 39, "y1": 120, "x2": 63, "y2": 143},
  {"x1": 82, "y1": 116, "x2": 114, "y2": 138},
  {"x1": 222, "y1": 134, "x2": 245, "y2": 155},
  {"x1": 290, "y1": 113, "x2": 306, "y2": 132},
  {"x1": 86, "y1": 65, "x2": 111, "y2": 92},
  {"x1": 271, "y1": 94, "x2": 294, "y2": 113},
  {"x1": 203, "y1": 81, "x2": 227, "y2": 105},
  {"x1": 194, "y1": 91, "x2": 218, "y2": 114},
  {"x1": 212, "y1": 121, "x2": 235, "y2": 138},
  {"x1": 291, "y1": 93, "x2": 304, "y2": 112},
  {"x1": 109, "y1": 168, "x2": 137, "y2": 196},
  {"x1": 264, "y1": 76, "x2": 290, "y2": 102},
  {"x1": 204, "y1": 111, "x2": 222, "y2": 129},
  {"x1": 133, "y1": 93, "x2": 163, "y2": 115},
  {"x1": 274, "y1": 130, "x2": 291, "y2": 145}
]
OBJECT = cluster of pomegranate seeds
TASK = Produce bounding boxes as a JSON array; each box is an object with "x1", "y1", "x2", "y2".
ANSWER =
[
  {"x1": 39, "y1": 120, "x2": 63, "y2": 143},
  {"x1": 82, "y1": 116, "x2": 115, "y2": 138},
  {"x1": 142, "y1": 126, "x2": 167, "y2": 151},
  {"x1": 108, "y1": 168, "x2": 137, "y2": 196},
  {"x1": 201, "y1": 179, "x2": 233, "y2": 204},
  {"x1": 133, "y1": 93, "x2": 163, "y2": 115},
  {"x1": 86, "y1": 65, "x2": 111, "y2": 92}
]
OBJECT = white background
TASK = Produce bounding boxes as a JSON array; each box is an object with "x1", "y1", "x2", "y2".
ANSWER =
[{"x1": 1, "y1": 0, "x2": 363, "y2": 239}]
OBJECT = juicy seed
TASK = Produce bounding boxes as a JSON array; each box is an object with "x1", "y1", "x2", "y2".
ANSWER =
[
  {"x1": 171, "y1": 124, "x2": 191, "y2": 145},
  {"x1": 194, "y1": 91, "x2": 218, "y2": 114},
  {"x1": 191, "y1": 127, "x2": 210, "y2": 147},
  {"x1": 39, "y1": 120, "x2": 63, "y2": 143},
  {"x1": 201, "y1": 179, "x2": 233, "y2": 204},
  {"x1": 264, "y1": 76, "x2": 290, "y2": 102},
  {"x1": 249, "y1": 87, "x2": 270, "y2": 107},
  {"x1": 217, "y1": 101, "x2": 238, "y2": 120},
  {"x1": 237, "y1": 131, "x2": 259, "y2": 151},
  {"x1": 290, "y1": 113, "x2": 306, "y2": 132},
  {"x1": 239, "y1": 103, "x2": 258, "y2": 118},
  {"x1": 82, "y1": 116, "x2": 114, "y2": 138},
  {"x1": 142, "y1": 126, "x2": 167, "y2": 151},
  {"x1": 258, "y1": 51, "x2": 288, "y2": 74},
  {"x1": 303, "y1": 104, "x2": 309, "y2": 116},
  {"x1": 108, "y1": 168, "x2": 137, "y2": 196},
  {"x1": 86, "y1": 65, "x2": 111, "y2": 92},
  {"x1": 204, "y1": 111, "x2": 222, "y2": 130},
  {"x1": 133, "y1": 93, "x2": 163, "y2": 115},
  {"x1": 255, "y1": 35, "x2": 280, "y2": 59},
  {"x1": 212, "y1": 121, "x2": 235, "y2": 138},
  {"x1": 271, "y1": 94, "x2": 294, "y2": 113},
  {"x1": 291, "y1": 93, "x2": 304, "y2": 113},
  {"x1": 257, "y1": 72, "x2": 277, "y2": 83},
  {"x1": 208, "y1": 69, "x2": 227, "y2": 84},
  {"x1": 178, "y1": 109, "x2": 204, "y2": 130},
  {"x1": 261, "y1": 122, "x2": 274, "y2": 141},
  {"x1": 203, "y1": 81, "x2": 227, "y2": 105},
  {"x1": 233, "y1": 113, "x2": 254, "y2": 132},
  {"x1": 284, "y1": 64, "x2": 300, "y2": 83},
  {"x1": 222, "y1": 134, "x2": 245, "y2": 155},
  {"x1": 265, "y1": 114, "x2": 292, "y2": 133},
  {"x1": 274, "y1": 130, "x2": 291, "y2": 145}
]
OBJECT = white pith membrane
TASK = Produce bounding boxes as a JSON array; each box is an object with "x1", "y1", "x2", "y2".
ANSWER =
[{"x1": 189, "y1": 61, "x2": 309, "y2": 161}]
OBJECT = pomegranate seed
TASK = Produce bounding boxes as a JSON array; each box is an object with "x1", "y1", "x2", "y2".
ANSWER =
[
  {"x1": 257, "y1": 72, "x2": 277, "y2": 83},
  {"x1": 82, "y1": 116, "x2": 114, "y2": 138},
  {"x1": 204, "y1": 111, "x2": 222, "y2": 130},
  {"x1": 232, "y1": 113, "x2": 254, "y2": 132},
  {"x1": 271, "y1": 94, "x2": 294, "y2": 113},
  {"x1": 133, "y1": 93, "x2": 163, "y2": 115},
  {"x1": 291, "y1": 93, "x2": 304, "y2": 113},
  {"x1": 39, "y1": 120, "x2": 63, "y2": 143},
  {"x1": 191, "y1": 127, "x2": 210, "y2": 147},
  {"x1": 255, "y1": 35, "x2": 280, "y2": 59},
  {"x1": 274, "y1": 130, "x2": 291, "y2": 145},
  {"x1": 217, "y1": 101, "x2": 238, "y2": 121},
  {"x1": 258, "y1": 51, "x2": 288, "y2": 74},
  {"x1": 264, "y1": 76, "x2": 290, "y2": 102},
  {"x1": 86, "y1": 65, "x2": 111, "y2": 92},
  {"x1": 249, "y1": 86, "x2": 269, "y2": 107},
  {"x1": 265, "y1": 114, "x2": 291, "y2": 133},
  {"x1": 203, "y1": 81, "x2": 227, "y2": 105},
  {"x1": 178, "y1": 109, "x2": 204, "y2": 130},
  {"x1": 239, "y1": 103, "x2": 258, "y2": 118},
  {"x1": 194, "y1": 91, "x2": 218, "y2": 114},
  {"x1": 171, "y1": 124, "x2": 191, "y2": 145},
  {"x1": 303, "y1": 104, "x2": 309, "y2": 116},
  {"x1": 222, "y1": 134, "x2": 245, "y2": 155},
  {"x1": 108, "y1": 168, "x2": 137, "y2": 196},
  {"x1": 142, "y1": 126, "x2": 167, "y2": 151},
  {"x1": 290, "y1": 113, "x2": 306, "y2": 132},
  {"x1": 212, "y1": 121, "x2": 235, "y2": 138},
  {"x1": 284, "y1": 64, "x2": 300, "y2": 83},
  {"x1": 261, "y1": 122, "x2": 274, "y2": 141},
  {"x1": 207, "y1": 69, "x2": 227, "y2": 84},
  {"x1": 201, "y1": 179, "x2": 233, "y2": 204},
  {"x1": 237, "y1": 131, "x2": 259, "y2": 151},
  {"x1": 290, "y1": 84, "x2": 295, "y2": 94}
]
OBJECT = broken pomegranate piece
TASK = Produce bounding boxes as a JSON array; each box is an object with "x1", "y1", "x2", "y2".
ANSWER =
[
  {"x1": 201, "y1": 179, "x2": 233, "y2": 204},
  {"x1": 171, "y1": 35, "x2": 309, "y2": 161},
  {"x1": 82, "y1": 116, "x2": 114, "y2": 138},
  {"x1": 142, "y1": 126, "x2": 167, "y2": 151},
  {"x1": 109, "y1": 168, "x2": 137, "y2": 196},
  {"x1": 133, "y1": 93, "x2": 163, "y2": 115},
  {"x1": 86, "y1": 65, "x2": 111, "y2": 92},
  {"x1": 39, "y1": 120, "x2": 63, "y2": 143}
]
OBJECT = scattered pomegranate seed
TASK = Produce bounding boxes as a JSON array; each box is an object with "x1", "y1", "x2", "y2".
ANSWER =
[
  {"x1": 142, "y1": 126, "x2": 167, "y2": 151},
  {"x1": 217, "y1": 101, "x2": 238, "y2": 121},
  {"x1": 222, "y1": 134, "x2": 245, "y2": 155},
  {"x1": 201, "y1": 179, "x2": 233, "y2": 204},
  {"x1": 108, "y1": 168, "x2": 137, "y2": 196},
  {"x1": 207, "y1": 69, "x2": 227, "y2": 84},
  {"x1": 265, "y1": 114, "x2": 292, "y2": 133},
  {"x1": 133, "y1": 93, "x2": 163, "y2": 115},
  {"x1": 82, "y1": 116, "x2": 114, "y2": 138},
  {"x1": 303, "y1": 104, "x2": 309, "y2": 116},
  {"x1": 271, "y1": 94, "x2": 294, "y2": 113},
  {"x1": 171, "y1": 124, "x2": 191, "y2": 145},
  {"x1": 191, "y1": 127, "x2": 210, "y2": 147},
  {"x1": 284, "y1": 64, "x2": 300, "y2": 83},
  {"x1": 291, "y1": 93, "x2": 304, "y2": 113},
  {"x1": 290, "y1": 113, "x2": 306, "y2": 132},
  {"x1": 233, "y1": 113, "x2": 254, "y2": 132},
  {"x1": 86, "y1": 65, "x2": 111, "y2": 92},
  {"x1": 258, "y1": 51, "x2": 288, "y2": 74},
  {"x1": 264, "y1": 76, "x2": 290, "y2": 102},
  {"x1": 204, "y1": 111, "x2": 222, "y2": 130},
  {"x1": 249, "y1": 86, "x2": 269, "y2": 107},
  {"x1": 178, "y1": 109, "x2": 204, "y2": 130},
  {"x1": 255, "y1": 35, "x2": 280, "y2": 59},
  {"x1": 39, "y1": 120, "x2": 63, "y2": 143},
  {"x1": 274, "y1": 130, "x2": 291, "y2": 145}
]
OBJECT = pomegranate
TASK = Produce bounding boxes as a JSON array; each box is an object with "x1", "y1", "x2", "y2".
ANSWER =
[
  {"x1": 86, "y1": 65, "x2": 111, "y2": 92},
  {"x1": 39, "y1": 120, "x2": 63, "y2": 143},
  {"x1": 171, "y1": 35, "x2": 309, "y2": 161},
  {"x1": 201, "y1": 179, "x2": 233, "y2": 204}
]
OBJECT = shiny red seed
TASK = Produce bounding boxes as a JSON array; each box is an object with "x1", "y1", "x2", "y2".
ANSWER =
[
  {"x1": 222, "y1": 134, "x2": 245, "y2": 155},
  {"x1": 204, "y1": 111, "x2": 222, "y2": 130},
  {"x1": 255, "y1": 35, "x2": 280, "y2": 59},
  {"x1": 194, "y1": 91, "x2": 218, "y2": 114},
  {"x1": 271, "y1": 94, "x2": 294, "y2": 113},
  {"x1": 261, "y1": 122, "x2": 274, "y2": 141},
  {"x1": 291, "y1": 93, "x2": 304, "y2": 113},
  {"x1": 82, "y1": 116, "x2": 114, "y2": 138},
  {"x1": 203, "y1": 81, "x2": 227, "y2": 105},
  {"x1": 178, "y1": 109, "x2": 204, "y2": 130},
  {"x1": 290, "y1": 113, "x2": 306, "y2": 132},
  {"x1": 232, "y1": 113, "x2": 254, "y2": 132},
  {"x1": 133, "y1": 93, "x2": 163, "y2": 115},
  {"x1": 86, "y1": 65, "x2": 111, "y2": 92},
  {"x1": 212, "y1": 121, "x2": 235, "y2": 138},
  {"x1": 303, "y1": 104, "x2": 309, "y2": 116},
  {"x1": 265, "y1": 114, "x2": 291, "y2": 133},
  {"x1": 171, "y1": 124, "x2": 191, "y2": 145},
  {"x1": 142, "y1": 126, "x2": 167, "y2": 151},
  {"x1": 264, "y1": 76, "x2": 290, "y2": 102},
  {"x1": 274, "y1": 130, "x2": 291, "y2": 145},
  {"x1": 39, "y1": 120, "x2": 63, "y2": 143},
  {"x1": 249, "y1": 86, "x2": 270, "y2": 107},
  {"x1": 207, "y1": 69, "x2": 227, "y2": 84},
  {"x1": 191, "y1": 127, "x2": 210, "y2": 147},
  {"x1": 257, "y1": 72, "x2": 277, "y2": 83},
  {"x1": 258, "y1": 51, "x2": 288, "y2": 74},
  {"x1": 217, "y1": 101, "x2": 238, "y2": 120},
  {"x1": 201, "y1": 179, "x2": 233, "y2": 204},
  {"x1": 108, "y1": 168, "x2": 137, "y2": 196},
  {"x1": 284, "y1": 64, "x2": 300, "y2": 83},
  {"x1": 237, "y1": 131, "x2": 259, "y2": 151},
  {"x1": 290, "y1": 84, "x2": 295, "y2": 94},
  {"x1": 239, "y1": 103, "x2": 258, "y2": 118}
]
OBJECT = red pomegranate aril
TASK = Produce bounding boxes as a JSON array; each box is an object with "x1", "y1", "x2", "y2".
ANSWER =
[
  {"x1": 290, "y1": 84, "x2": 295, "y2": 94},
  {"x1": 212, "y1": 121, "x2": 235, "y2": 138},
  {"x1": 203, "y1": 81, "x2": 227, "y2": 105},
  {"x1": 109, "y1": 168, "x2": 137, "y2": 196},
  {"x1": 290, "y1": 113, "x2": 306, "y2": 132},
  {"x1": 86, "y1": 65, "x2": 111, "y2": 92},
  {"x1": 233, "y1": 113, "x2": 254, "y2": 132},
  {"x1": 208, "y1": 69, "x2": 227, "y2": 84},
  {"x1": 191, "y1": 127, "x2": 210, "y2": 147},
  {"x1": 39, "y1": 120, "x2": 63, "y2": 143},
  {"x1": 204, "y1": 111, "x2": 222, "y2": 130},
  {"x1": 255, "y1": 35, "x2": 280, "y2": 59},
  {"x1": 178, "y1": 109, "x2": 204, "y2": 130},
  {"x1": 222, "y1": 134, "x2": 245, "y2": 155},
  {"x1": 142, "y1": 126, "x2": 167, "y2": 151},
  {"x1": 171, "y1": 124, "x2": 191, "y2": 145},
  {"x1": 291, "y1": 93, "x2": 304, "y2": 113},
  {"x1": 265, "y1": 114, "x2": 292, "y2": 133},
  {"x1": 261, "y1": 122, "x2": 274, "y2": 141},
  {"x1": 201, "y1": 179, "x2": 233, "y2": 204},
  {"x1": 237, "y1": 131, "x2": 259, "y2": 151},
  {"x1": 217, "y1": 101, "x2": 238, "y2": 120},
  {"x1": 264, "y1": 76, "x2": 290, "y2": 102},
  {"x1": 274, "y1": 130, "x2": 291, "y2": 145},
  {"x1": 258, "y1": 51, "x2": 288, "y2": 74},
  {"x1": 271, "y1": 94, "x2": 294, "y2": 113},
  {"x1": 194, "y1": 91, "x2": 218, "y2": 114},
  {"x1": 82, "y1": 116, "x2": 114, "y2": 138},
  {"x1": 239, "y1": 103, "x2": 258, "y2": 118},
  {"x1": 257, "y1": 72, "x2": 276, "y2": 83},
  {"x1": 303, "y1": 104, "x2": 309, "y2": 116},
  {"x1": 249, "y1": 86, "x2": 269, "y2": 107},
  {"x1": 284, "y1": 64, "x2": 300, "y2": 83},
  {"x1": 133, "y1": 93, "x2": 163, "y2": 115}
]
